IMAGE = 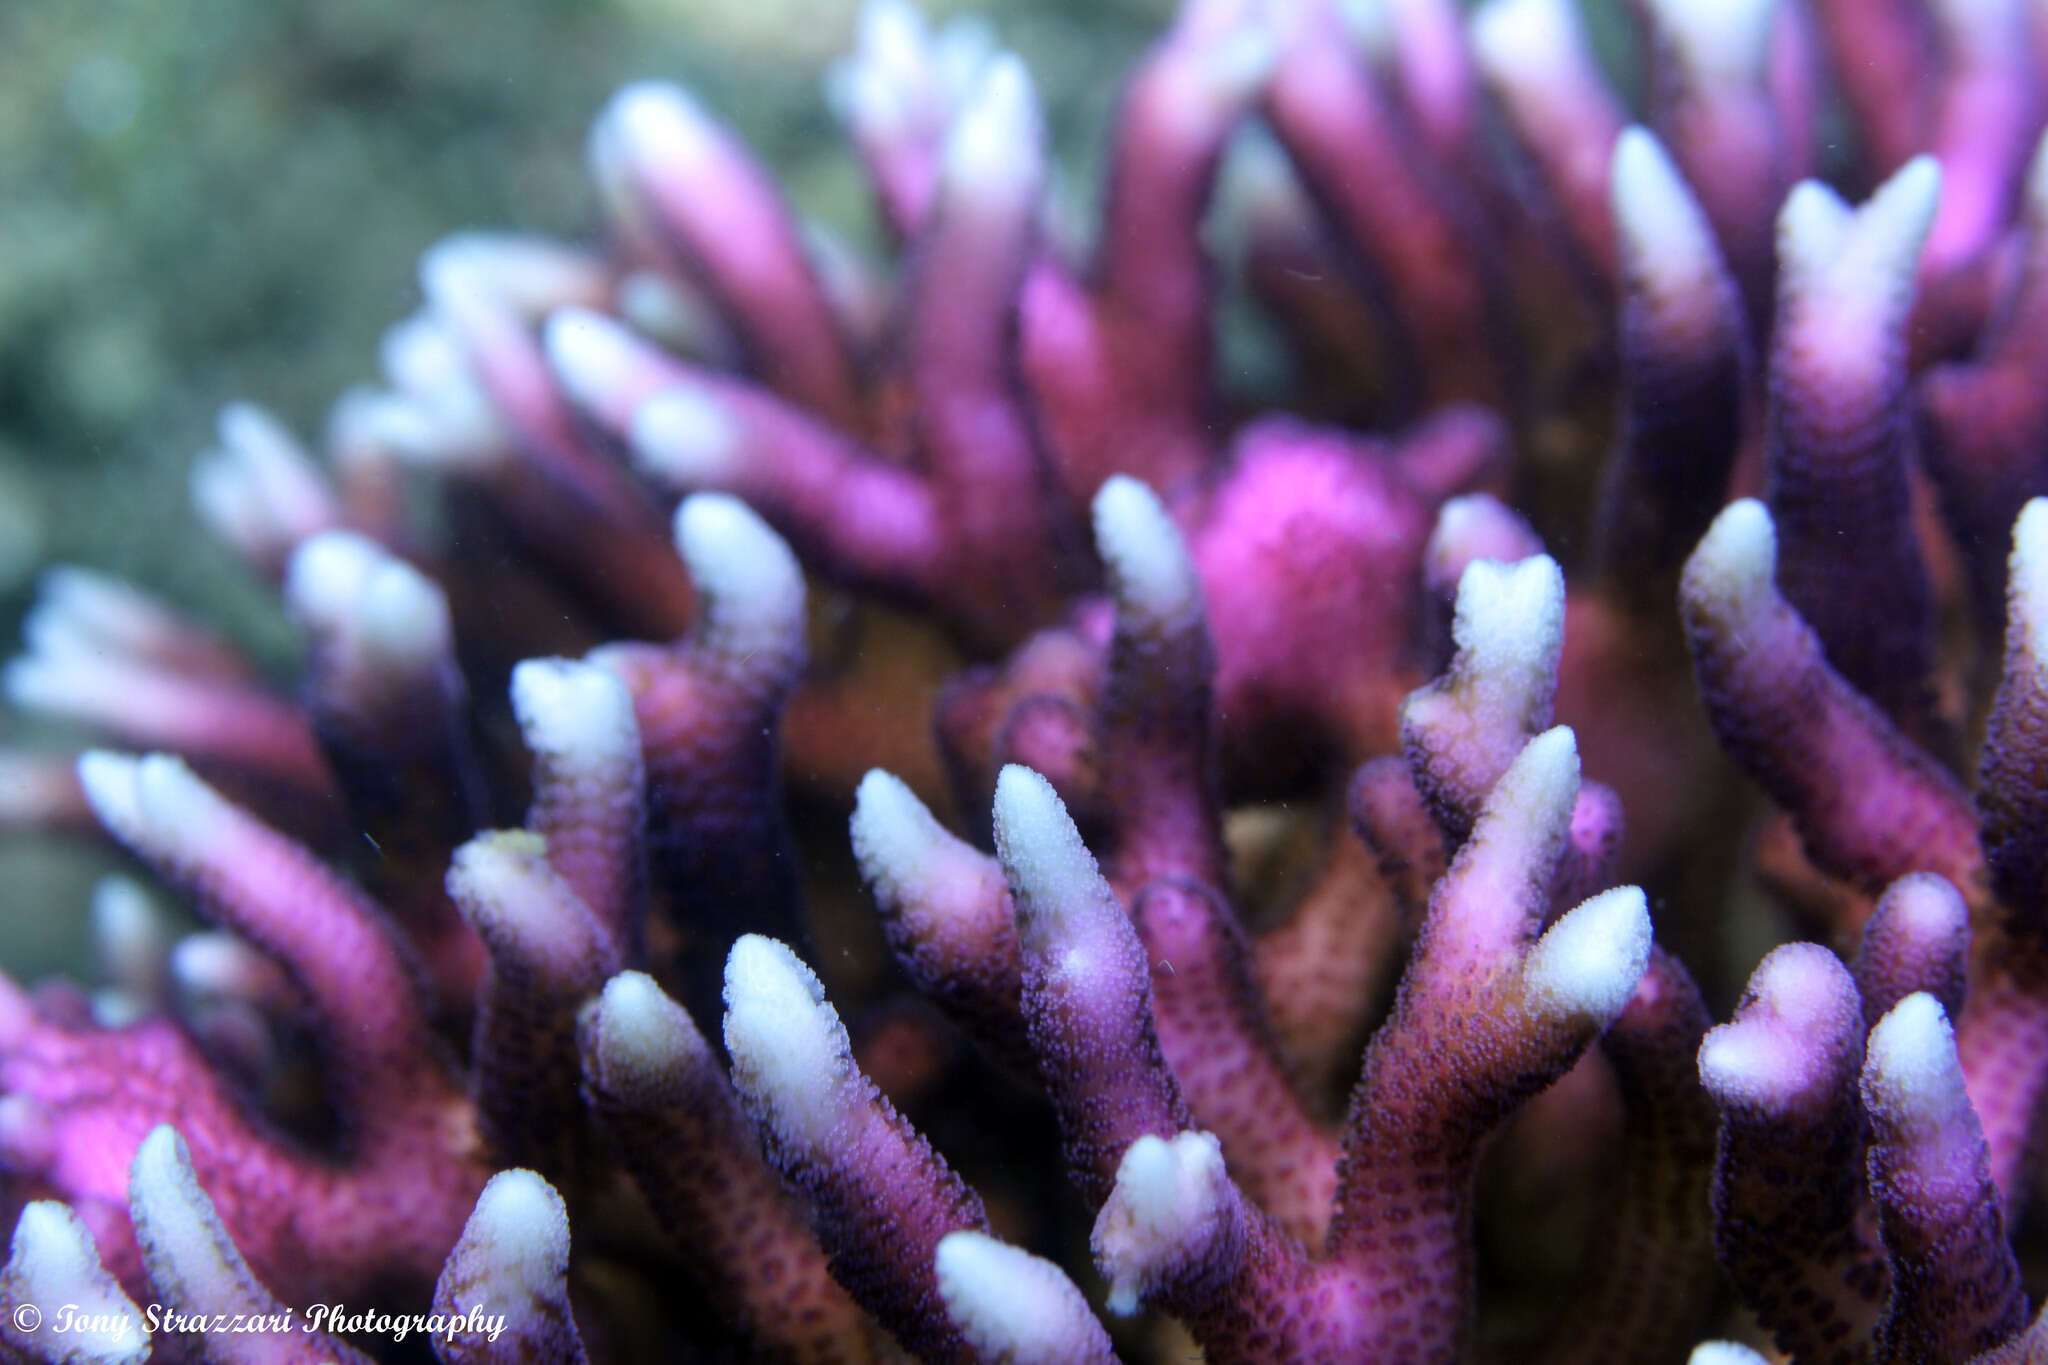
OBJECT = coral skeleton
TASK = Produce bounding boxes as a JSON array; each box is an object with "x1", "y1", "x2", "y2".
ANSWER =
[{"x1": 13, "y1": 0, "x2": 2048, "y2": 1360}]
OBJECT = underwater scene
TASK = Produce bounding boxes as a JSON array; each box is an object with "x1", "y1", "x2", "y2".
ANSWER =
[{"x1": 4, "y1": 0, "x2": 2048, "y2": 1360}]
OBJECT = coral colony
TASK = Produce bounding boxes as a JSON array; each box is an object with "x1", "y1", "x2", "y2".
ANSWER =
[{"x1": 21, "y1": 0, "x2": 2048, "y2": 1361}]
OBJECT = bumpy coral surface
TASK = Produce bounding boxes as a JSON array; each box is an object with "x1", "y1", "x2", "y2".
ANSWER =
[{"x1": 10, "y1": 0, "x2": 2048, "y2": 1361}]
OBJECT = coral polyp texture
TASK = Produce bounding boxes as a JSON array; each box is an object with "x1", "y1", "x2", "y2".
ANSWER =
[{"x1": 18, "y1": 0, "x2": 2048, "y2": 1359}]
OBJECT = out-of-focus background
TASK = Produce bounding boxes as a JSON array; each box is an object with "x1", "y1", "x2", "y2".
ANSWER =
[
  {"x1": 0, "y1": 0, "x2": 1170, "y2": 615},
  {"x1": 0, "y1": 0, "x2": 1167, "y2": 967}
]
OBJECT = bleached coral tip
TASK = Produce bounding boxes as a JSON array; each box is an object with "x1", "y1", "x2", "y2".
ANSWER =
[
  {"x1": 854, "y1": 766, "x2": 919, "y2": 816},
  {"x1": 1783, "y1": 158, "x2": 1938, "y2": 288},
  {"x1": 76, "y1": 750, "x2": 143, "y2": 831},
  {"x1": 2010, "y1": 500, "x2": 2048, "y2": 665},
  {"x1": 1699, "y1": 944, "x2": 1856, "y2": 1104},
  {"x1": 1470, "y1": 0, "x2": 1579, "y2": 87},
  {"x1": 2015, "y1": 498, "x2": 2048, "y2": 570},
  {"x1": 1452, "y1": 554, "x2": 1565, "y2": 667},
  {"x1": 858, "y1": 0, "x2": 928, "y2": 57},
  {"x1": 5, "y1": 1202, "x2": 145, "y2": 1364},
  {"x1": 380, "y1": 312, "x2": 466, "y2": 396},
  {"x1": 511, "y1": 656, "x2": 636, "y2": 764},
  {"x1": 1864, "y1": 991, "x2": 1965, "y2": 1114},
  {"x1": 10, "y1": 1202, "x2": 108, "y2": 1284},
  {"x1": 724, "y1": 935, "x2": 825, "y2": 1030},
  {"x1": 991, "y1": 765, "x2": 1105, "y2": 920},
  {"x1": 216, "y1": 401, "x2": 299, "y2": 456},
  {"x1": 631, "y1": 387, "x2": 740, "y2": 487},
  {"x1": 1196, "y1": 19, "x2": 1276, "y2": 107},
  {"x1": 943, "y1": 52, "x2": 1042, "y2": 205},
  {"x1": 1524, "y1": 886, "x2": 1652, "y2": 1024},
  {"x1": 1689, "y1": 1345, "x2": 1771, "y2": 1365},
  {"x1": 850, "y1": 769, "x2": 946, "y2": 889},
  {"x1": 1093, "y1": 475, "x2": 1201, "y2": 627},
  {"x1": 355, "y1": 558, "x2": 452, "y2": 668},
  {"x1": 674, "y1": 493, "x2": 804, "y2": 644},
  {"x1": 91, "y1": 875, "x2": 166, "y2": 979},
  {"x1": 605, "y1": 81, "x2": 719, "y2": 172},
  {"x1": 446, "y1": 830, "x2": 554, "y2": 932},
  {"x1": 1497, "y1": 723, "x2": 1579, "y2": 804},
  {"x1": 1094, "y1": 1131, "x2": 1228, "y2": 1316},
  {"x1": 589, "y1": 971, "x2": 702, "y2": 1094},
  {"x1": 288, "y1": 529, "x2": 449, "y2": 669},
  {"x1": 283, "y1": 529, "x2": 383, "y2": 630},
  {"x1": 36, "y1": 565, "x2": 146, "y2": 627},
  {"x1": 1125, "y1": 1132, "x2": 1217, "y2": 1220},
  {"x1": 1696, "y1": 1025, "x2": 1773, "y2": 1098},
  {"x1": 169, "y1": 934, "x2": 275, "y2": 1002},
  {"x1": 129, "y1": 1123, "x2": 190, "y2": 1194},
  {"x1": 1683, "y1": 499, "x2": 1776, "y2": 610},
  {"x1": 1644, "y1": 0, "x2": 1778, "y2": 81},
  {"x1": 419, "y1": 233, "x2": 528, "y2": 310},
  {"x1": 463, "y1": 1169, "x2": 570, "y2": 1275},
  {"x1": 1611, "y1": 125, "x2": 1716, "y2": 283},
  {"x1": 1777, "y1": 179, "x2": 1851, "y2": 268},
  {"x1": 128, "y1": 1123, "x2": 253, "y2": 1298},
  {"x1": 1876, "y1": 155, "x2": 1942, "y2": 226},
  {"x1": 722, "y1": 936, "x2": 847, "y2": 1146},
  {"x1": 543, "y1": 308, "x2": 638, "y2": 414},
  {"x1": 936, "y1": 1231, "x2": 1104, "y2": 1361}
]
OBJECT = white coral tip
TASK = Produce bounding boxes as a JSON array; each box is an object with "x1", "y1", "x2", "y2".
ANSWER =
[
  {"x1": 1094, "y1": 1131, "x2": 1229, "y2": 1316},
  {"x1": 4, "y1": 1202, "x2": 146, "y2": 1363},
  {"x1": 605, "y1": 81, "x2": 720, "y2": 179},
  {"x1": 1470, "y1": 0, "x2": 1582, "y2": 90},
  {"x1": 1485, "y1": 725, "x2": 1581, "y2": 834},
  {"x1": 1453, "y1": 554, "x2": 1565, "y2": 679},
  {"x1": 1643, "y1": 0, "x2": 1778, "y2": 82},
  {"x1": 1611, "y1": 125, "x2": 1718, "y2": 293},
  {"x1": 723, "y1": 935, "x2": 850, "y2": 1149},
  {"x1": 1863, "y1": 991, "x2": 1967, "y2": 1119},
  {"x1": 1689, "y1": 1345, "x2": 1771, "y2": 1365},
  {"x1": 284, "y1": 529, "x2": 382, "y2": 629},
  {"x1": 631, "y1": 387, "x2": 740, "y2": 487},
  {"x1": 935, "y1": 1231, "x2": 1104, "y2": 1363},
  {"x1": 454, "y1": 1169, "x2": 572, "y2": 1297},
  {"x1": 511, "y1": 657, "x2": 638, "y2": 768},
  {"x1": 674, "y1": 493, "x2": 805, "y2": 657},
  {"x1": 942, "y1": 52, "x2": 1042, "y2": 207},
  {"x1": 1683, "y1": 498, "x2": 1776, "y2": 615},
  {"x1": 2011, "y1": 500, "x2": 2048, "y2": 668},
  {"x1": 590, "y1": 971, "x2": 702, "y2": 1098},
  {"x1": 1697, "y1": 943, "x2": 1855, "y2": 1108},
  {"x1": 128, "y1": 1123, "x2": 261, "y2": 1314},
  {"x1": 1094, "y1": 475, "x2": 1202, "y2": 630},
  {"x1": 1523, "y1": 885, "x2": 1653, "y2": 1024},
  {"x1": 543, "y1": 308, "x2": 640, "y2": 417},
  {"x1": 850, "y1": 770, "x2": 946, "y2": 898},
  {"x1": 991, "y1": 765, "x2": 1111, "y2": 927}
]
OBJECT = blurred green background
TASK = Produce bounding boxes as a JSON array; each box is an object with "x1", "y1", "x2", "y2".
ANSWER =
[
  {"x1": 0, "y1": 0, "x2": 1169, "y2": 971},
  {"x1": 0, "y1": 0, "x2": 1174, "y2": 610}
]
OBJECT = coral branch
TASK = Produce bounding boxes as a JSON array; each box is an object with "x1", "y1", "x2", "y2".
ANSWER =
[
  {"x1": 724, "y1": 937, "x2": 987, "y2": 1364},
  {"x1": 1680, "y1": 499, "x2": 1983, "y2": 904},
  {"x1": 578, "y1": 971, "x2": 877, "y2": 1363},
  {"x1": 430, "y1": 1171, "x2": 588, "y2": 1365},
  {"x1": 1699, "y1": 944, "x2": 1885, "y2": 1363},
  {"x1": 1766, "y1": 158, "x2": 1943, "y2": 735}
]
